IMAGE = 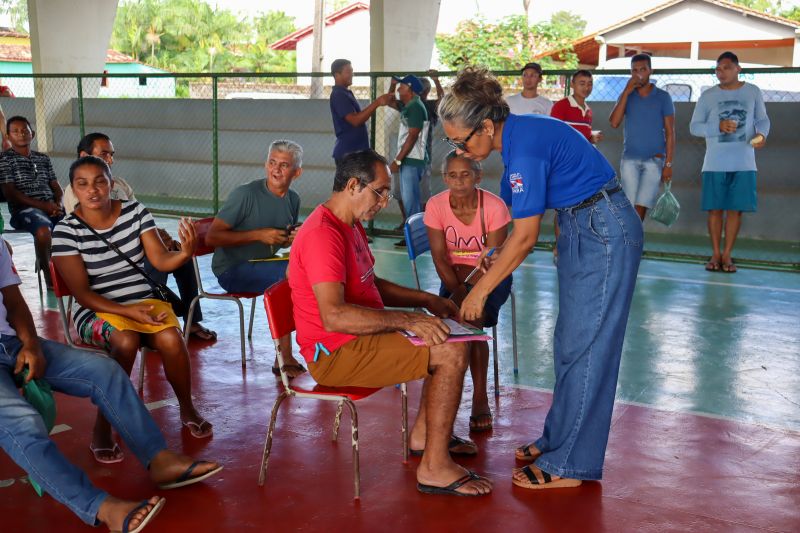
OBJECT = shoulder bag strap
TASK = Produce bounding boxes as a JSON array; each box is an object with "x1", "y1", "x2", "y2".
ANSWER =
[
  {"x1": 479, "y1": 189, "x2": 487, "y2": 246},
  {"x1": 72, "y1": 213, "x2": 161, "y2": 289}
]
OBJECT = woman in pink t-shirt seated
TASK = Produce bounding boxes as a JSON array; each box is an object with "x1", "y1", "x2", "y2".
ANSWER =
[{"x1": 423, "y1": 151, "x2": 512, "y2": 433}]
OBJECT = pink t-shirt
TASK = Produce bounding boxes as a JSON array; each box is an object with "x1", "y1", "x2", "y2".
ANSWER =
[
  {"x1": 288, "y1": 205, "x2": 384, "y2": 362},
  {"x1": 423, "y1": 189, "x2": 511, "y2": 267}
]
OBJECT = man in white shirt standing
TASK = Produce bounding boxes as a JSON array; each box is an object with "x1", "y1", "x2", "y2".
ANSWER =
[{"x1": 506, "y1": 62, "x2": 553, "y2": 116}]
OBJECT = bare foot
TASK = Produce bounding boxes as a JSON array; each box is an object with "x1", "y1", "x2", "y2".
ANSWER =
[
  {"x1": 148, "y1": 450, "x2": 220, "y2": 486},
  {"x1": 417, "y1": 461, "x2": 493, "y2": 496},
  {"x1": 97, "y1": 495, "x2": 164, "y2": 533},
  {"x1": 179, "y1": 408, "x2": 212, "y2": 438}
]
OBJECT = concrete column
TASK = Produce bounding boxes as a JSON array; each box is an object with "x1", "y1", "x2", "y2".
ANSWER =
[
  {"x1": 793, "y1": 30, "x2": 800, "y2": 67},
  {"x1": 618, "y1": 44, "x2": 626, "y2": 59},
  {"x1": 27, "y1": 0, "x2": 119, "y2": 151},
  {"x1": 370, "y1": 0, "x2": 441, "y2": 160},
  {"x1": 690, "y1": 41, "x2": 700, "y2": 61},
  {"x1": 596, "y1": 37, "x2": 608, "y2": 68}
]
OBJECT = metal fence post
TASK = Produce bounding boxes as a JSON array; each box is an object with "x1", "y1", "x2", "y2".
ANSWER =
[
  {"x1": 76, "y1": 76, "x2": 85, "y2": 138},
  {"x1": 212, "y1": 75, "x2": 219, "y2": 214},
  {"x1": 368, "y1": 74, "x2": 378, "y2": 235}
]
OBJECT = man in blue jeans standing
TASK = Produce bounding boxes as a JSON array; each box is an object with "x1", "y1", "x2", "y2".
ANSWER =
[
  {"x1": 389, "y1": 75, "x2": 429, "y2": 247},
  {"x1": 0, "y1": 236, "x2": 222, "y2": 531},
  {"x1": 609, "y1": 54, "x2": 676, "y2": 220}
]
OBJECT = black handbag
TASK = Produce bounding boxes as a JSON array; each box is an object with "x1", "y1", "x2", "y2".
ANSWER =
[{"x1": 72, "y1": 215, "x2": 187, "y2": 316}]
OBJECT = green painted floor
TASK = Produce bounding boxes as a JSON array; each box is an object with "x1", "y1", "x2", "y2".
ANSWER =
[{"x1": 368, "y1": 237, "x2": 800, "y2": 431}]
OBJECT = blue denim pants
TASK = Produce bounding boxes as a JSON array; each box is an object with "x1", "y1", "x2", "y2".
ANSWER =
[
  {"x1": 399, "y1": 164, "x2": 424, "y2": 218},
  {"x1": 217, "y1": 259, "x2": 288, "y2": 294},
  {"x1": 0, "y1": 336, "x2": 167, "y2": 525},
  {"x1": 534, "y1": 181, "x2": 643, "y2": 480}
]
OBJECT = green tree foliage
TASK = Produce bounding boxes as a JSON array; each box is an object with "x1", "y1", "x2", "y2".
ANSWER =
[
  {"x1": 0, "y1": 0, "x2": 27, "y2": 32},
  {"x1": 436, "y1": 12, "x2": 586, "y2": 71},
  {"x1": 109, "y1": 0, "x2": 296, "y2": 73},
  {"x1": 731, "y1": 0, "x2": 800, "y2": 20}
]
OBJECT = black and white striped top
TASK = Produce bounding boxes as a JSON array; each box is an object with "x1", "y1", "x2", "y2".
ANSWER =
[{"x1": 51, "y1": 201, "x2": 156, "y2": 331}]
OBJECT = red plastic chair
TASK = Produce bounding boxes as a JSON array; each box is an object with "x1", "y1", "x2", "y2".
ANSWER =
[
  {"x1": 183, "y1": 217, "x2": 261, "y2": 366},
  {"x1": 49, "y1": 261, "x2": 146, "y2": 392},
  {"x1": 258, "y1": 279, "x2": 409, "y2": 499}
]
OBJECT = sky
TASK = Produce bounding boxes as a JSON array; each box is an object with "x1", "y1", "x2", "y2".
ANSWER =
[{"x1": 208, "y1": 0, "x2": 800, "y2": 34}]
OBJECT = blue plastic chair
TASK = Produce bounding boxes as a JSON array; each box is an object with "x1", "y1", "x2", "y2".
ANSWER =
[{"x1": 403, "y1": 213, "x2": 519, "y2": 397}]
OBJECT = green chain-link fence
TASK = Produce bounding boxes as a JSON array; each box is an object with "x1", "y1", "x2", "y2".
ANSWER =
[{"x1": 0, "y1": 68, "x2": 797, "y2": 270}]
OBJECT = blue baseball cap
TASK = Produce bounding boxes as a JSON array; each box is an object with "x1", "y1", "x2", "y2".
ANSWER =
[{"x1": 392, "y1": 75, "x2": 424, "y2": 95}]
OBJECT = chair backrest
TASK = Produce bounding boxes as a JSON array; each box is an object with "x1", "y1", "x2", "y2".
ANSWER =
[
  {"x1": 404, "y1": 213, "x2": 430, "y2": 261},
  {"x1": 49, "y1": 261, "x2": 72, "y2": 298},
  {"x1": 263, "y1": 279, "x2": 296, "y2": 340},
  {"x1": 192, "y1": 217, "x2": 216, "y2": 257}
]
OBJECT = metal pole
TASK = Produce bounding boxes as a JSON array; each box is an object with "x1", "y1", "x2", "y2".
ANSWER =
[
  {"x1": 212, "y1": 76, "x2": 219, "y2": 214},
  {"x1": 367, "y1": 74, "x2": 378, "y2": 235},
  {"x1": 76, "y1": 76, "x2": 85, "y2": 138}
]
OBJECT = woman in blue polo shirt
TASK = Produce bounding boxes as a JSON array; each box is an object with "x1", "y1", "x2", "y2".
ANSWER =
[{"x1": 438, "y1": 67, "x2": 643, "y2": 490}]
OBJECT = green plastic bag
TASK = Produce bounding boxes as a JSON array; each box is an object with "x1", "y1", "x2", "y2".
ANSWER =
[
  {"x1": 650, "y1": 182, "x2": 680, "y2": 227},
  {"x1": 14, "y1": 369, "x2": 56, "y2": 497}
]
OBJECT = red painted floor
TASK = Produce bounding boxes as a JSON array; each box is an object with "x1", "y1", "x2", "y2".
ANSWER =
[{"x1": 1, "y1": 303, "x2": 798, "y2": 533}]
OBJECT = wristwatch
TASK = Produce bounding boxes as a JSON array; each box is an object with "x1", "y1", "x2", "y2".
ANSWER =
[
  {"x1": 665, "y1": 161, "x2": 672, "y2": 168},
  {"x1": 393, "y1": 159, "x2": 402, "y2": 166}
]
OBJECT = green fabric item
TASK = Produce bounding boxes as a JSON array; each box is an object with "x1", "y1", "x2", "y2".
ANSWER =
[
  {"x1": 14, "y1": 369, "x2": 56, "y2": 497},
  {"x1": 211, "y1": 179, "x2": 300, "y2": 277}
]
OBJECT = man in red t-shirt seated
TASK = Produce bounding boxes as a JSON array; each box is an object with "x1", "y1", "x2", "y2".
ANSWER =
[{"x1": 289, "y1": 150, "x2": 493, "y2": 497}]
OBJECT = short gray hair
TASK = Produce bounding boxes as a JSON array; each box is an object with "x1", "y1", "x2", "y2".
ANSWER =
[
  {"x1": 441, "y1": 150, "x2": 482, "y2": 176},
  {"x1": 269, "y1": 139, "x2": 303, "y2": 169}
]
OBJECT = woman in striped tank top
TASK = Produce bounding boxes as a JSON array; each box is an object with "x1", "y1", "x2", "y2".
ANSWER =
[{"x1": 52, "y1": 156, "x2": 212, "y2": 464}]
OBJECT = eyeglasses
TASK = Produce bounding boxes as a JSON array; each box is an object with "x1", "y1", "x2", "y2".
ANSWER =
[
  {"x1": 443, "y1": 121, "x2": 482, "y2": 153},
  {"x1": 366, "y1": 185, "x2": 394, "y2": 204}
]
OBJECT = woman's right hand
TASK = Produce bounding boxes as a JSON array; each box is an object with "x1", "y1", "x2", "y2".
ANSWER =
[{"x1": 125, "y1": 304, "x2": 167, "y2": 325}]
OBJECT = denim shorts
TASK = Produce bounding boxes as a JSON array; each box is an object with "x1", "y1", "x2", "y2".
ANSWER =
[
  {"x1": 9, "y1": 207, "x2": 63, "y2": 235},
  {"x1": 619, "y1": 157, "x2": 664, "y2": 209},
  {"x1": 701, "y1": 171, "x2": 757, "y2": 212},
  {"x1": 438, "y1": 274, "x2": 512, "y2": 328}
]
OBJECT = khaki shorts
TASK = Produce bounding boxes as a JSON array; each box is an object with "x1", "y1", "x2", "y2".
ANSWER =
[{"x1": 308, "y1": 333, "x2": 430, "y2": 388}]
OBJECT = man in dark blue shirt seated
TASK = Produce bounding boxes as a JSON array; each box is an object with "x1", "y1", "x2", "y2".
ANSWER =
[{"x1": 329, "y1": 58, "x2": 393, "y2": 166}]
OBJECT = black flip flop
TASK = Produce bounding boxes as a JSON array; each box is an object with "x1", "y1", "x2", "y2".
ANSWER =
[
  {"x1": 469, "y1": 412, "x2": 493, "y2": 433},
  {"x1": 189, "y1": 325, "x2": 217, "y2": 341},
  {"x1": 417, "y1": 470, "x2": 489, "y2": 497},
  {"x1": 410, "y1": 435, "x2": 478, "y2": 457},
  {"x1": 158, "y1": 461, "x2": 224, "y2": 490}
]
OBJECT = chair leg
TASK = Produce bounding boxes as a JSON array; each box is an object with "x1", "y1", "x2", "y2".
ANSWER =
[
  {"x1": 332, "y1": 399, "x2": 344, "y2": 441},
  {"x1": 138, "y1": 349, "x2": 146, "y2": 395},
  {"x1": 258, "y1": 390, "x2": 290, "y2": 486},
  {"x1": 247, "y1": 297, "x2": 256, "y2": 340},
  {"x1": 492, "y1": 326, "x2": 500, "y2": 398},
  {"x1": 401, "y1": 382, "x2": 409, "y2": 463},
  {"x1": 183, "y1": 296, "x2": 201, "y2": 341},
  {"x1": 344, "y1": 399, "x2": 360, "y2": 499},
  {"x1": 233, "y1": 297, "x2": 246, "y2": 367},
  {"x1": 511, "y1": 292, "x2": 519, "y2": 375}
]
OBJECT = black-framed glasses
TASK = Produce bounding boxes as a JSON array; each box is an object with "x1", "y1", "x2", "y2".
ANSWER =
[
  {"x1": 443, "y1": 122, "x2": 482, "y2": 152},
  {"x1": 366, "y1": 185, "x2": 394, "y2": 204}
]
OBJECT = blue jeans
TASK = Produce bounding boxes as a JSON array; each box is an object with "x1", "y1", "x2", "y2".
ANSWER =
[
  {"x1": 399, "y1": 164, "x2": 424, "y2": 218},
  {"x1": 0, "y1": 336, "x2": 167, "y2": 525},
  {"x1": 619, "y1": 157, "x2": 664, "y2": 209},
  {"x1": 535, "y1": 180, "x2": 643, "y2": 480},
  {"x1": 217, "y1": 260, "x2": 288, "y2": 294}
]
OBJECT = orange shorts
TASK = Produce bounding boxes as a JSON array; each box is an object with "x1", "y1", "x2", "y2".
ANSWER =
[{"x1": 308, "y1": 332, "x2": 430, "y2": 388}]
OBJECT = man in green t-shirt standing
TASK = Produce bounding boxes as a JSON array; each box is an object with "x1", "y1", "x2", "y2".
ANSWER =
[
  {"x1": 206, "y1": 139, "x2": 307, "y2": 377},
  {"x1": 389, "y1": 75, "x2": 429, "y2": 247}
]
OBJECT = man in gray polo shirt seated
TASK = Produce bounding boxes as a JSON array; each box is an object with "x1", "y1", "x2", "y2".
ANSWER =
[{"x1": 206, "y1": 139, "x2": 307, "y2": 377}]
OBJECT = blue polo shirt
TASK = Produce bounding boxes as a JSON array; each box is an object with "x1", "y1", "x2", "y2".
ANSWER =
[
  {"x1": 500, "y1": 114, "x2": 615, "y2": 218},
  {"x1": 330, "y1": 85, "x2": 370, "y2": 160},
  {"x1": 622, "y1": 86, "x2": 674, "y2": 159}
]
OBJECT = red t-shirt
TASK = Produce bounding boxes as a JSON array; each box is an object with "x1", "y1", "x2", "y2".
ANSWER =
[
  {"x1": 550, "y1": 96, "x2": 593, "y2": 141},
  {"x1": 288, "y1": 205, "x2": 384, "y2": 362}
]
